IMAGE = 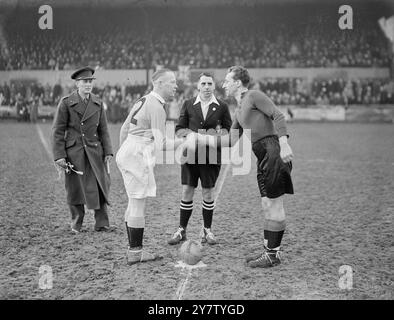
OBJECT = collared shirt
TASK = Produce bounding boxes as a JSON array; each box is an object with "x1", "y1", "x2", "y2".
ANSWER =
[
  {"x1": 78, "y1": 92, "x2": 90, "y2": 101},
  {"x1": 193, "y1": 94, "x2": 219, "y2": 120},
  {"x1": 77, "y1": 93, "x2": 90, "y2": 113}
]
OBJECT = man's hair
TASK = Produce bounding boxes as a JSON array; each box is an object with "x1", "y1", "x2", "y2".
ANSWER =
[
  {"x1": 228, "y1": 66, "x2": 250, "y2": 87},
  {"x1": 151, "y1": 68, "x2": 173, "y2": 82},
  {"x1": 198, "y1": 72, "x2": 214, "y2": 81}
]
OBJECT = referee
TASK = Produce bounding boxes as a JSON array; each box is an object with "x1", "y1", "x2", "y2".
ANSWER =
[{"x1": 168, "y1": 72, "x2": 232, "y2": 245}]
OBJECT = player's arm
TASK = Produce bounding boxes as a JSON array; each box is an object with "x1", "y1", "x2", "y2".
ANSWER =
[
  {"x1": 278, "y1": 135, "x2": 293, "y2": 163},
  {"x1": 150, "y1": 104, "x2": 184, "y2": 151},
  {"x1": 252, "y1": 91, "x2": 288, "y2": 137},
  {"x1": 252, "y1": 91, "x2": 293, "y2": 162},
  {"x1": 175, "y1": 100, "x2": 193, "y2": 138}
]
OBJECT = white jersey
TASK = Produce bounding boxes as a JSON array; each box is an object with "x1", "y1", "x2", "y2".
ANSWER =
[{"x1": 127, "y1": 91, "x2": 167, "y2": 151}]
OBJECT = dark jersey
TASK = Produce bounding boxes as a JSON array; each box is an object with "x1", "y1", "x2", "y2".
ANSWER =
[{"x1": 231, "y1": 90, "x2": 288, "y2": 143}]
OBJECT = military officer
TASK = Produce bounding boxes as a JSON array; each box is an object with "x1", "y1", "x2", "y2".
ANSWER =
[{"x1": 52, "y1": 66, "x2": 113, "y2": 233}]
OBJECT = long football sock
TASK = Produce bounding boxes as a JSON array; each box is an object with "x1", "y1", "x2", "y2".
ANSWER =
[
  {"x1": 129, "y1": 227, "x2": 144, "y2": 249},
  {"x1": 202, "y1": 200, "x2": 215, "y2": 229},
  {"x1": 179, "y1": 200, "x2": 193, "y2": 229},
  {"x1": 263, "y1": 219, "x2": 286, "y2": 253}
]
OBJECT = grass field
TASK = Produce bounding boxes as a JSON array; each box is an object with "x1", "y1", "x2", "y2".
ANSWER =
[{"x1": 0, "y1": 121, "x2": 393, "y2": 300}]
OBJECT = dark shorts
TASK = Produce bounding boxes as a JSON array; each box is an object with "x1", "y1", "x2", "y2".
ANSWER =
[
  {"x1": 181, "y1": 164, "x2": 221, "y2": 189},
  {"x1": 252, "y1": 135, "x2": 294, "y2": 199}
]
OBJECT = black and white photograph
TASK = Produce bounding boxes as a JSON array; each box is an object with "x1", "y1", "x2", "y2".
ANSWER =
[{"x1": 0, "y1": 0, "x2": 393, "y2": 305}]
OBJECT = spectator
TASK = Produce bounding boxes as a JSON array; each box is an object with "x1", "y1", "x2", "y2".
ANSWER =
[{"x1": 1, "y1": 5, "x2": 390, "y2": 70}]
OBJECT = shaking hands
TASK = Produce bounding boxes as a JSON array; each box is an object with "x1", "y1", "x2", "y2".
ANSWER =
[{"x1": 183, "y1": 132, "x2": 216, "y2": 150}]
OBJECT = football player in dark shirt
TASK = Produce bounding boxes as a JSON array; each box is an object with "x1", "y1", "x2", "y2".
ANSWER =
[{"x1": 199, "y1": 66, "x2": 294, "y2": 268}]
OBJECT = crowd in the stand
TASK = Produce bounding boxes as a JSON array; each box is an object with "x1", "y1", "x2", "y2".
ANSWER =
[
  {"x1": 0, "y1": 5, "x2": 390, "y2": 70},
  {"x1": 1, "y1": 77, "x2": 393, "y2": 122},
  {"x1": 0, "y1": 81, "x2": 149, "y2": 122},
  {"x1": 254, "y1": 78, "x2": 394, "y2": 106}
]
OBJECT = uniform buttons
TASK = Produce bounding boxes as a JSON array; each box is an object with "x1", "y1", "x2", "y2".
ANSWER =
[
  {"x1": 95, "y1": 143, "x2": 98, "y2": 146},
  {"x1": 81, "y1": 122, "x2": 84, "y2": 125},
  {"x1": 84, "y1": 144, "x2": 86, "y2": 147},
  {"x1": 94, "y1": 134, "x2": 96, "y2": 137},
  {"x1": 82, "y1": 134, "x2": 85, "y2": 136}
]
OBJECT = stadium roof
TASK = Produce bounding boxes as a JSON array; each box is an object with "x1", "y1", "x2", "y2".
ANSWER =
[{"x1": 0, "y1": 0, "x2": 386, "y2": 7}]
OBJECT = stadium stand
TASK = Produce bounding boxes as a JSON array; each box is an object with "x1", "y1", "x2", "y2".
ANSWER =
[{"x1": 0, "y1": 4, "x2": 391, "y2": 70}]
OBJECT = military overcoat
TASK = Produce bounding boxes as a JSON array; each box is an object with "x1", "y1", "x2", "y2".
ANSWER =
[{"x1": 52, "y1": 91, "x2": 113, "y2": 209}]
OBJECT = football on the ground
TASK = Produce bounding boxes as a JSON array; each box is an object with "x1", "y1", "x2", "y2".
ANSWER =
[{"x1": 179, "y1": 239, "x2": 202, "y2": 265}]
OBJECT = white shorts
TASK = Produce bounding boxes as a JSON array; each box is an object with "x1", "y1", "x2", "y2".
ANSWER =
[{"x1": 116, "y1": 135, "x2": 156, "y2": 199}]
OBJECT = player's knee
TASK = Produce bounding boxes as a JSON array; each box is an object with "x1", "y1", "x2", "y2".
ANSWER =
[
  {"x1": 266, "y1": 197, "x2": 285, "y2": 221},
  {"x1": 267, "y1": 210, "x2": 285, "y2": 221},
  {"x1": 261, "y1": 197, "x2": 272, "y2": 211},
  {"x1": 202, "y1": 188, "x2": 214, "y2": 202},
  {"x1": 126, "y1": 215, "x2": 145, "y2": 228},
  {"x1": 182, "y1": 185, "x2": 195, "y2": 201}
]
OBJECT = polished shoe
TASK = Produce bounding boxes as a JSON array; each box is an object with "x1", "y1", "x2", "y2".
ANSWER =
[
  {"x1": 200, "y1": 227, "x2": 217, "y2": 245},
  {"x1": 168, "y1": 227, "x2": 187, "y2": 245},
  {"x1": 94, "y1": 226, "x2": 111, "y2": 232},
  {"x1": 126, "y1": 249, "x2": 162, "y2": 265},
  {"x1": 247, "y1": 250, "x2": 281, "y2": 268}
]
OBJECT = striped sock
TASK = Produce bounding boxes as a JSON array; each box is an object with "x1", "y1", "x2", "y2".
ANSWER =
[
  {"x1": 179, "y1": 200, "x2": 193, "y2": 229},
  {"x1": 263, "y1": 219, "x2": 286, "y2": 253},
  {"x1": 202, "y1": 200, "x2": 215, "y2": 229}
]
